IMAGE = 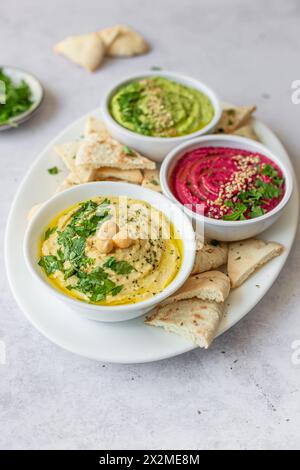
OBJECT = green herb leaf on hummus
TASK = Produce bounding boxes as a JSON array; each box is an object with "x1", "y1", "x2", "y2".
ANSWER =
[
  {"x1": 38, "y1": 255, "x2": 62, "y2": 275},
  {"x1": 44, "y1": 226, "x2": 57, "y2": 240},
  {"x1": 103, "y1": 256, "x2": 134, "y2": 275},
  {"x1": 48, "y1": 166, "x2": 60, "y2": 175}
]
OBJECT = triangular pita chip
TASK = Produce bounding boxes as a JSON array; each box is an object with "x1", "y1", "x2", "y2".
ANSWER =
[
  {"x1": 54, "y1": 32, "x2": 106, "y2": 72},
  {"x1": 233, "y1": 120, "x2": 259, "y2": 141},
  {"x1": 192, "y1": 241, "x2": 228, "y2": 274},
  {"x1": 215, "y1": 105, "x2": 256, "y2": 134},
  {"x1": 84, "y1": 116, "x2": 109, "y2": 138},
  {"x1": 99, "y1": 25, "x2": 149, "y2": 56},
  {"x1": 75, "y1": 134, "x2": 156, "y2": 170},
  {"x1": 228, "y1": 239, "x2": 284, "y2": 288},
  {"x1": 162, "y1": 271, "x2": 230, "y2": 306},
  {"x1": 141, "y1": 169, "x2": 162, "y2": 192},
  {"x1": 94, "y1": 167, "x2": 143, "y2": 184},
  {"x1": 145, "y1": 299, "x2": 224, "y2": 349},
  {"x1": 54, "y1": 142, "x2": 97, "y2": 183}
]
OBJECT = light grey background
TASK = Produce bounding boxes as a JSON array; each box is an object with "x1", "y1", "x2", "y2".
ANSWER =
[{"x1": 1, "y1": 0, "x2": 300, "y2": 450}]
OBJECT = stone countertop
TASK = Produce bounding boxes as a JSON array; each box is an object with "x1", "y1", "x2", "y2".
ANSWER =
[{"x1": 1, "y1": 0, "x2": 300, "y2": 450}]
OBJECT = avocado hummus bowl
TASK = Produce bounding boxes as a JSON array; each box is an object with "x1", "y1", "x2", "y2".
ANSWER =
[
  {"x1": 102, "y1": 71, "x2": 221, "y2": 161},
  {"x1": 24, "y1": 182, "x2": 196, "y2": 322}
]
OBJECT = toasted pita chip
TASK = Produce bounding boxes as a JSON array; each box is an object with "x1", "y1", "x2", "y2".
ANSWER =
[
  {"x1": 84, "y1": 116, "x2": 109, "y2": 138},
  {"x1": 141, "y1": 169, "x2": 162, "y2": 192},
  {"x1": 145, "y1": 299, "x2": 224, "y2": 349},
  {"x1": 233, "y1": 120, "x2": 259, "y2": 141},
  {"x1": 27, "y1": 203, "x2": 43, "y2": 221},
  {"x1": 99, "y1": 25, "x2": 149, "y2": 57},
  {"x1": 192, "y1": 241, "x2": 228, "y2": 274},
  {"x1": 54, "y1": 32, "x2": 106, "y2": 72},
  {"x1": 54, "y1": 141, "x2": 97, "y2": 183},
  {"x1": 76, "y1": 134, "x2": 156, "y2": 170},
  {"x1": 94, "y1": 167, "x2": 143, "y2": 184},
  {"x1": 228, "y1": 239, "x2": 284, "y2": 288},
  {"x1": 215, "y1": 105, "x2": 256, "y2": 134},
  {"x1": 162, "y1": 271, "x2": 230, "y2": 306}
]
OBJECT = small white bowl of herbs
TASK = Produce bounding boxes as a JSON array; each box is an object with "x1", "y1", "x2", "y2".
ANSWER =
[{"x1": 0, "y1": 66, "x2": 44, "y2": 130}]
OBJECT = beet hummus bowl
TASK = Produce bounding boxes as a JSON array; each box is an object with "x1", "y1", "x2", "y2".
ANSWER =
[{"x1": 160, "y1": 135, "x2": 293, "y2": 241}]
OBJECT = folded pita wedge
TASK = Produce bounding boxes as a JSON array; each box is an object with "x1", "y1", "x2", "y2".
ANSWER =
[
  {"x1": 145, "y1": 299, "x2": 224, "y2": 349},
  {"x1": 94, "y1": 167, "x2": 143, "y2": 184},
  {"x1": 84, "y1": 116, "x2": 109, "y2": 138},
  {"x1": 162, "y1": 271, "x2": 230, "y2": 306},
  {"x1": 141, "y1": 169, "x2": 162, "y2": 192},
  {"x1": 54, "y1": 32, "x2": 106, "y2": 72},
  {"x1": 228, "y1": 239, "x2": 284, "y2": 288},
  {"x1": 233, "y1": 120, "x2": 259, "y2": 141},
  {"x1": 54, "y1": 142, "x2": 97, "y2": 183},
  {"x1": 192, "y1": 241, "x2": 228, "y2": 274},
  {"x1": 215, "y1": 105, "x2": 256, "y2": 134},
  {"x1": 76, "y1": 133, "x2": 156, "y2": 170},
  {"x1": 99, "y1": 24, "x2": 149, "y2": 57}
]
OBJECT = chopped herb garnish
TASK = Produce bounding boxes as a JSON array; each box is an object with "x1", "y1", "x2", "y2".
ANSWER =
[
  {"x1": 123, "y1": 145, "x2": 135, "y2": 156},
  {"x1": 48, "y1": 166, "x2": 60, "y2": 175},
  {"x1": 223, "y1": 203, "x2": 247, "y2": 221},
  {"x1": 44, "y1": 226, "x2": 57, "y2": 240},
  {"x1": 38, "y1": 255, "x2": 62, "y2": 275},
  {"x1": 0, "y1": 68, "x2": 33, "y2": 126},
  {"x1": 103, "y1": 256, "x2": 134, "y2": 275}
]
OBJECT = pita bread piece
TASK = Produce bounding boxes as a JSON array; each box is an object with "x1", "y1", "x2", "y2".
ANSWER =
[
  {"x1": 192, "y1": 241, "x2": 228, "y2": 274},
  {"x1": 94, "y1": 167, "x2": 143, "y2": 184},
  {"x1": 146, "y1": 299, "x2": 224, "y2": 349},
  {"x1": 76, "y1": 133, "x2": 156, "y2": 170},
  {"x1": 142, "y1": 170, "x2": 162, "y2": 192},
  {"x1": 54, "y1": 142, "x2": 97, "y2": 183},
  {"x1": 215, "y1": 105, "x2": 256, "y2": 134},
  {"x1": 228, "y1": 239, "x2": 284, "y2": 288},
  {"x1": 99, "y1": 24, "x2": 149, "y2": 57},
  {"x1": 84, "y1": 116, "x2": 109, "y2": 138},
  {"x1": 54, "y1": 32, "x2": 106, "y2": 72},
  {"x1": 55, "y1": 175, "x2": 78, "y2": 193},
  {"x1": 162, "y1": 271, "x2": 230, "y2": 306},
  {"x1": 233, "y1": 120, "x2": 259, "y2": 141}
]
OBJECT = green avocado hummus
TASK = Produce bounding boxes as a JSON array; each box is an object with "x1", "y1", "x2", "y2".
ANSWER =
[{"x1": 109, "y1": 76, "x2": 215, "y2": 137}]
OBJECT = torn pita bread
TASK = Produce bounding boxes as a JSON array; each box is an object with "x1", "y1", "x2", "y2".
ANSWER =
[
  {"x1": 215, "y1": 105, "x2": 256, "y2": 134},
  {"x1": 94, "y1": 167, "x2": 143, "y2": 184},
  {"x1": 54, "y1": 142, "x2": 97, "y2": 183},
  {"x1": 145, "y1": 299, "x2": 224, "y2": 349},
  {"x1": 162, "y1": 271, "x2": 230, "y2": 306},
  {"x1": 75, "y1": 133, "x2": 156, "y2": 170},
  {"x1": 84, "y1": 116, "x2": 109, "y2": 138},
  {"x1": 54, "y1": 32, "x2": 106, "y2": 72},
  {"x1": 233, "y1": 120, "x2": 259, "y2": 141},
  {"x1": 99, "y1": 25, "x2": 149, "y2": 57},
  {"x1": 228, "y1": 239, "x2": 284, "y2": 288},
  {"x1": 192, "y1": 241, "x2": 228, "y2": 274},
  {"x1": 27, "y1": 203, "x2": 43, "y2": 221},
  {"x1": 141, "y1": 169, "x2": 162, "y2": 192}
]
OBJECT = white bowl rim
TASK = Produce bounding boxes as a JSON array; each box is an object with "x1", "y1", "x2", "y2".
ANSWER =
[
  {"x1": 101, "y1": 70, "x2": 222, "y2": 142},
  {"x1": 23, "y1": 182, "x2": 196, "y2": 312},
  {"x1": 160, "y1": 134, "x2": 294, "y2": 227}
]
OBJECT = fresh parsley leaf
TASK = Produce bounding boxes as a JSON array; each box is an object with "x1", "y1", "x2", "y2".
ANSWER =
[
  {"x1": 44, "y1": 226, "x2": 57, "y2": 240},
  {"x1": 38, "y1": 255, "x2": 62, "y2": 275},
  {"x1": 103, "y1": 256, "x2": 134, "y2": 275},
  {"x1": 223, "y1": 203, "x2": 247, "y2": 221},
  {"x1": 0, "y1": 68, "x2": 33, "y2": 125},
  {"x1": 123, "y1": 146, "x2": 135, "y2": 156},
  {"x1": 48, "y1": 166, "x2": 60, "y2": 175},
  {"x1": 249, "y1": 206, "x2": 265, "y2": 219},
  {"x1": 255, "y1": 179, "x2": 281, "y2": 199}
]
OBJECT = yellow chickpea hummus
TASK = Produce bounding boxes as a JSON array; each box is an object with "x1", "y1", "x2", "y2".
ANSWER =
[{"x1": 39, "y1": 197, "x2": 182, "y2": 306}]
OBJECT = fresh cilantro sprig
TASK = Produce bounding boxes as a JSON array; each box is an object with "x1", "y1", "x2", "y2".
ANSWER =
[
  {"x1": 103, "y1": 256, "x2": 135, "y2": 275},
  {"x1": 0, "y1": 68, "x2": 33, "y2": 125}
]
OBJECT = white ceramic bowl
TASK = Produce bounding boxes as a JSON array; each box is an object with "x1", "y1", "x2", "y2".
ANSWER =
[
  {"x1": 160, "y1": 135, "x2": 293, "y2": 242},
  {"x1": 24, "y1": 182, "x2": 196, "y2": 322},
  {"x1": 0, "y1": 66, "x2": 44, "y2": 131},
  {"x1": 101, "y1": 71, "x2": 222, "y2": 162}
]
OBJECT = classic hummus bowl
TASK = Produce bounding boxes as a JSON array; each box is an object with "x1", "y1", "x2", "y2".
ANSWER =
[
  {"x1": 101, "y1": 71, "x2": 222, "y2": 162},
  {"x1": 160, "y1": 135, "x2": 293, "y2": 242},
  {"x1": 24, "y1": 182, "x2": 196, "y2": 322}
]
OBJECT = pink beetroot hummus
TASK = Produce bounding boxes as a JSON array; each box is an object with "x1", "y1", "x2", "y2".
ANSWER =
[{"x1": 170, "y1": 147, "x2": 285, "y2": 220}]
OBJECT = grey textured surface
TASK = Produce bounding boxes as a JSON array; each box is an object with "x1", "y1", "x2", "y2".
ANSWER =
[{"x1": 1, "y1": 0, "x2": 300, "y2": 450}]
